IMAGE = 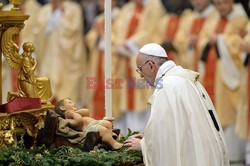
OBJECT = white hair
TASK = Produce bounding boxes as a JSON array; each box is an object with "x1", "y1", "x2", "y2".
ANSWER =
[{"x1": 141, "y1": 53, "x2": 168, "y2": 66}]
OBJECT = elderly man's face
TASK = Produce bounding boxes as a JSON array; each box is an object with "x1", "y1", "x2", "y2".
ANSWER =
[
  {"x1": 136, "y1": 54, "x2": 156, "y2": 86},
  {"x1": 214, "y1": 0, "x2": 233, "y2": 18}
]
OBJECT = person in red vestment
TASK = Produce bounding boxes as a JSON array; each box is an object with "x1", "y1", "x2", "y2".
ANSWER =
[
  {"x1": 85, "y1": 0, "x2": 119, "y2": 119},
  {"x1": 174, "y1": 0, "x2": 216, "y2": 70},
  {"x1": 152, "y1": 0, "x2": 191, "y2": 63},
  {"x1": 200, "y1": 0, "x2": 248, "y2": 164},
  {"x1": 199, "y1": 0, "x2": 232, "y2": 104},
  {"x1": 113, "y1": 0, "x2": 165, "y2": 135}
]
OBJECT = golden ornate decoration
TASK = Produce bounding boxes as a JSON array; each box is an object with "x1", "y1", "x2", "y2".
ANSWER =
[
  {"x1": 9, "y1": 0, "x2": 23, "y2": 11},
  {"x1": 0, "y1": 0, "x2": 54, "y2": 149},
  {"x1": 0, "y1": 3, "x2": 29, "y2": 104},
  {"x1": 0, "y1": 105, "x2": 54, "y2": 149},
  {"x1": 0, "y1": 3, "x2": 3, "y2": 10},
  {"x1": 0, "y1": 130, "x2": 15, "y2": 149},
  {"x1": 1, "y1": 29, "x2": 53, "y2": 103}
]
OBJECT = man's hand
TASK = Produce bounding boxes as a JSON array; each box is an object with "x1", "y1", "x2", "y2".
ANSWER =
[
  {"x1": 189, "y1": 34, "x2": 198, "y2": 47},
  {"x1": 133, "y1": 133, "x2": 144, "y2": 139},
  {"x1": 209, "y1": 34, "x2": 217, "y2": 46},
  {"x1": 239, "y1": 28, "x2": 248, "y2": 39},
  {"x1": 124, "y1": 137, "x2": 142, "y2": 151},
  {"x1": 116, "y1": 45, "x2": 131, "y2": 57},
  {"x1": 128, "y1": 133, "x2": 144, "y2": 140},
  {"x1": 240, "y1": 41, "x2": 250, "y2": 53}
]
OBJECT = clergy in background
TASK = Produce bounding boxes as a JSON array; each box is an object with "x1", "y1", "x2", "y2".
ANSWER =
[
  {"x1": 152, "y1": 0, "x2": 190, "y2": 64},
  {"x1": 198, "y1": 1, "x2": 248, "y2": 163},
  {"x1": 35, "y1": 0, "x2": 86, "y2": 106},
  {"x1": 236, "y1": 10, "x2": 250, "y2": 164},
  {"x1": 84, "y1": 0, "x2": 120, "y2": 119},
  {"x1": 125, "y1": 43, "x2": 230, "y2": 166},
  {"x1": 198, "y1": 1, "x2": 247, "y2": 127},
  {"x1": 113, "y1": 0, "x2": 166, "y2": 134},
  {"x1": 174, "y1": 0, "x2": 216, "y2": 70}
]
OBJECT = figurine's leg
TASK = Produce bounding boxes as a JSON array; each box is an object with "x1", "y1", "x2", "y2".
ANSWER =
[
  {"x1": 99, "y1": 120, "x2": 113, "y2": 132},
  {"x1": 98, "y1": 126, "x2": 123, "y2": 149},
  {"x1": 99, "y1": 120, "x2": 118, "y2": 138}
]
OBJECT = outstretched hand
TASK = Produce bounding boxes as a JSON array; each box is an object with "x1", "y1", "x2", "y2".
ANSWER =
[
  {"x1": 124, "y1": 137, "x2": 142, "y2": 151},
  {"x1": 133, "y1": 133, "x2": 144, "y2": 139}
]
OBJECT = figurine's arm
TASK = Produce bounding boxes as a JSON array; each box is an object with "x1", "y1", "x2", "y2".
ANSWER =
[
  {"x1": 31, "y1": 59, "x2": 37, "y2": 71},
  {"x1": 65, "y1": 110, "x2": 83, "y2": 128},
  {"x1": 75, "y1": 109, "x2": 90, "y2": 117}
]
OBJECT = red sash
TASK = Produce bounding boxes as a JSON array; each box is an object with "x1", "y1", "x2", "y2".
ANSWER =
[
  {"x1": 93, "y1": 51, "x2": 105, "y2": 119},
  {"x1": 165, "y1": 15, "x2": 180, "y2": 41},
  {"x1": 125, "y1": 4, "x2": 144, "y2": 111},
  {"x1": 203, "y1": 18, "x2": 227, "y2": 104},
  {"x1": 191, "y1": 18, "x2": 205, "y2": 71},
  {"x1": 164, "y1": 16, "x2": 180, "y2": 61}
]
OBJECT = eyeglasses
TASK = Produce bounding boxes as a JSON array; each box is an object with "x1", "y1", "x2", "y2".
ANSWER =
[{"x1": 136, "y1": 60, "x2": 150, "y2": 75}]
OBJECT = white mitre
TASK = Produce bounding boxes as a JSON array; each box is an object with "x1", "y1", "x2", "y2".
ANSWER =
[{"x1": 139, "y1": 43, "x2": 168, "y2": 58}]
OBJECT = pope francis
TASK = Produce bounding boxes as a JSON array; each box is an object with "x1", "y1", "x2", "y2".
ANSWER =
[{"x1": 124, "y1": 43, "x2": 230, "y2": 166}]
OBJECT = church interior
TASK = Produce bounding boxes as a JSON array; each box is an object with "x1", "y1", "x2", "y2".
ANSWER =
[{"x1": 0, "y1": 0, "x2": 249, "y2": 165}]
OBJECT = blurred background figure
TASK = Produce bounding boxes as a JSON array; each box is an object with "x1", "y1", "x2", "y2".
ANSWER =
[
  {"x1": 237, "y1": 24, "x2": 250, "y2": 166},
  {"x1": 113, "y1": 0, "x2": 166, "y2": 135},
  {"x1": 235, "y1": 1, "x2": 250, "y2": 165},
  {"x1": 152, "y1": 0, "x2": 191, "y2": 64},
  {"x1": 174, "y1": 0, "x2": 216, "y2": 70},
  {"x1": 35, "y1": 0, "x2": 86, "y2": 107},
  {"x1": 197, "y1": 0, "x2": 248, "y2": 165},
  {"x1": 81, "y1": 0, "x2": 100, "y2": 34},
  {"x1": 84, "y1": 0, "x2": 120, "y2": 119}
]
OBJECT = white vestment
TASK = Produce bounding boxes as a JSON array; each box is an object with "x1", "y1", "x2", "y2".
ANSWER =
[{"x1": 140, "y1": 61, "x2": 229, "y2": 166}]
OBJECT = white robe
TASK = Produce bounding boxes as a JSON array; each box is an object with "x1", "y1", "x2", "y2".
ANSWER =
[{"x1": 140, "y1": 61, "x2": 229, "y2": 166}]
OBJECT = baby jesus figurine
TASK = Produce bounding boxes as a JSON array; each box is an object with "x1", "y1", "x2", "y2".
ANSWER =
[{"x1": 54, "y1": 98, "x2": 123, "y2": 150}]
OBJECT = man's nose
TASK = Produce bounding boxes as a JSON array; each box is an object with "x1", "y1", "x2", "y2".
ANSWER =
[{"x1": 140, "y1": 73, "x2": 144, "y2": 78}]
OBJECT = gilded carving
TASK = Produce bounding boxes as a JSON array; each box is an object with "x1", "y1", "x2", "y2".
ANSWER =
[
  {"x1": 1, "y1": 27, "x2": 52, "y2": 103},
  {"x1": 0, "y1": 3, "x2": 3, "y2": 10},
  {"x1": 0, "y1": 118, "x2": 10, "y2": 129},
  {"x1": 0, "y1": 130, "x2": 15, "y2": 149},
  {"x1": 0, "y1": 107, "x2": 52, "y2": 149},
  {"x1": 9, "y1": 0, "x2": 23, "y2": 11},
  {"x1": 0, "y1": 0, "x2": 54, "y2": 149}
]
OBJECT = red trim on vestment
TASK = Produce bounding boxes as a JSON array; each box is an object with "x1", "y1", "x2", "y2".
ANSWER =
[
  {"x1": 125, "y1": 4, "x2": 144, "y2": 111},
  {"x1": 93, "y1": 51, "x2": 105, "y2": 119},
  {"x1": 203, "y1": 18, "x2": 227, "y2": 104},
  {"x1": 191, "y1": 18, "x2": 205, "y2": 71}
]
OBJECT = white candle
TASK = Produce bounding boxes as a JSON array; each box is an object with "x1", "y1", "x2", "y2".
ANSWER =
[{"x1": 104, "y1": 0, "x2": 112, "y2": 119}]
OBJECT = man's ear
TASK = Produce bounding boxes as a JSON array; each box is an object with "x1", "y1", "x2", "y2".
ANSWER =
[{"x1": 149, "y1": 61, "x2": 156, "y2": 71}]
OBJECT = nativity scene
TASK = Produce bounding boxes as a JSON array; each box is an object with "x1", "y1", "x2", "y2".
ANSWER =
[
  {"x1": 0, "y1": 0, "x2": 249, "y2": 165},
  {"x1": 0, "y1": 0, "x2": 143, "y2": 165}
]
